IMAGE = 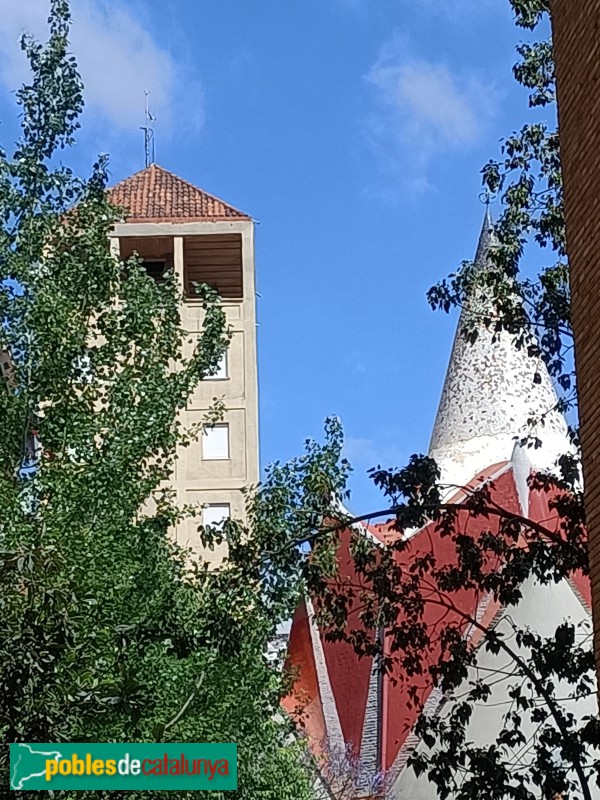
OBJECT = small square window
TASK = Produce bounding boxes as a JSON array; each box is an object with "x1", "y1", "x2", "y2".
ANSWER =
[
  {"x1": 208, "y1": 351, "x2": 228, "y2": 380},
  {"x1": 203, "y1": 503, "x2": 231, "y2": 528},
  {"x1": 202, "y1": 424, "x2": 230, "y2": 460}
]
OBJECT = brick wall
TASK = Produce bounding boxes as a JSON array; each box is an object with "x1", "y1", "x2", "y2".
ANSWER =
[{"x1": 552, "y1": 1, "x2": 600, "y2": 672}]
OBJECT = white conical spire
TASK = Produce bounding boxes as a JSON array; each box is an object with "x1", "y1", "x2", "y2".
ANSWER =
[{"x1": 429, "y1": 210, "x2": 570, "y2": 489}]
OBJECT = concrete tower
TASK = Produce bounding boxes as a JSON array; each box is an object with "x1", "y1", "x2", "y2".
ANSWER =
[{"x1": 109, "y1": 164, "x2": 259, "y2": 561}]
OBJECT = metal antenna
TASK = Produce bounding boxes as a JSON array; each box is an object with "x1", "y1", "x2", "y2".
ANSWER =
[{"x1": 141, "y1": 90, "x2": 156, "y2": 167}]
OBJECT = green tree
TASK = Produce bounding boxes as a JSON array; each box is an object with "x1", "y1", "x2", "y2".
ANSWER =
[
  {"x1": 0, "y1": 3, "x2": 348, "y2": 798},
  {"x1": 3, "y1": 3, "x2": 595, "y2": 800}
]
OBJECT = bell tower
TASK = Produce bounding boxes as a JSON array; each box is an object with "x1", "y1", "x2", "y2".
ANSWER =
[
  {"x1": 108, "y1": 164, "x2": 259, "y2": 560},
  {"x1": 429, "y1": 210, "x2": 570, "y2": 489}
]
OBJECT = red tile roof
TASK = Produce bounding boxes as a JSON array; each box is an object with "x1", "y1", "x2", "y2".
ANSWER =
[
  {"x1": 285, "y1": 464, "x2": 592, "y2": 778},
  {"x1": 108, "y1": 164, "x2": 250, "y2": 223}
]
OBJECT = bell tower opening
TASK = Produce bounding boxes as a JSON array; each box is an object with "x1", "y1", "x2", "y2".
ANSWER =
[{"x1": 119, "y1": 235, "x2": 173, "y2": 283}]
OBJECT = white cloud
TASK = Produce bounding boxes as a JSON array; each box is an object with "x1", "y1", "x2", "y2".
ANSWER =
[
  {"x1": 365, "y1": 34, "x2": 496, "y2": 188},
  {"x1": 0, "y1": 0, "x2": 203, "y2": 134}
]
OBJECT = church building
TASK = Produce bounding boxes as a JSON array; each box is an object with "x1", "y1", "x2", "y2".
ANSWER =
[{"x1": 284, "y1": 212, "x2": 595, "y2": 798}]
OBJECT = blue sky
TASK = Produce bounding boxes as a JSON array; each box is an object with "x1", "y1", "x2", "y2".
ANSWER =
[{"x1": 0, "y1": 0, "x2": 549, "y2": 513}]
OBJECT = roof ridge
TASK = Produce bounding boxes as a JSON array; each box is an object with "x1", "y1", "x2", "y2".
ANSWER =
[
  {"x1": 121, "y1": 163, "x2": 250, "y2": 217},
  {"x1": 108, "y1": 165, "x2": 147, "y2": 188},
  {"x1": 107, "y1": 164, "x2": 251, "y2": 221}
]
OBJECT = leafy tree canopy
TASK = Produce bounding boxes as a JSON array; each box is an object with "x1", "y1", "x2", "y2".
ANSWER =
[
  {"x1": 0, "y1": 3, "x2": 344, "y2": 798},
  {"x1": 2, "y1": 3, "x2": 598, "y2": 800}
]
